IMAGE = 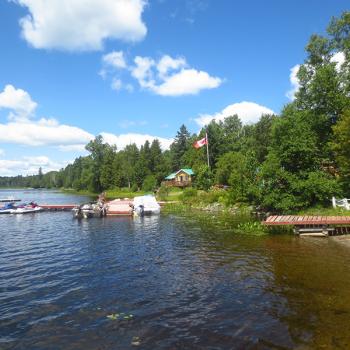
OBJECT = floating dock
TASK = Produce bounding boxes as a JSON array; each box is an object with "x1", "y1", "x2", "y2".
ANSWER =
[
  {"x1": 106, "y1": 199, "x2": 133, "y2": 216},
  {"x1": 37, "y1": 199, "x2": 167, "y2": 215},
  {"x1": 263, "y1": 215, "x2": 350, "y2": 236},
  {"x1": 40, "y1": 204, "x2": 77, "y2": 211}
]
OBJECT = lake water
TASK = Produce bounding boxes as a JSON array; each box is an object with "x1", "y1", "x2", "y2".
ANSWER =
[{"x1": 1, "y1": 190, "x2": 350, "y2": 349}]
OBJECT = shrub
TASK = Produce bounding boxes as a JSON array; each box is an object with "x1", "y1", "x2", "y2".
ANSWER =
[
  {"x1": 158, "y1": 185, "x2": 170, "y2": 201},
  {"x1": 180, "y1": 187, "x2": 198, "y2": 202}
]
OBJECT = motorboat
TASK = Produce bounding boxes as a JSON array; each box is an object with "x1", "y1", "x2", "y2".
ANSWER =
[
  {"x1": 72, "y1": 202, "x2": 107, "y2": 219},
  {"x1": 10, "y1": 202, "x2": 43, "y2": 214},
  {"x1": 133, "y1": 195, "x2": 160, "y2": 216},
  {"x1": 0, "y1": 202, "x2": 17, "y2": 214}
]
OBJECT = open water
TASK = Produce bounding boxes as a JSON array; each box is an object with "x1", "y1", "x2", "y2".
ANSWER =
[{"x1": 1, "y1": 190, "x2": 350, "y2": 349}]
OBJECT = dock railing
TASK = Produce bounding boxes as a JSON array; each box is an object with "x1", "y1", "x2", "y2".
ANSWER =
[{"x1": 332, "y1": 196, "x2": 350, "y2": 210}]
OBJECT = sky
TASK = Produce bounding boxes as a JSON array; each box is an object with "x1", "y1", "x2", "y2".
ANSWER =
[{"x1": 0, "y1": 0, "x2": 349, "y2": 176}]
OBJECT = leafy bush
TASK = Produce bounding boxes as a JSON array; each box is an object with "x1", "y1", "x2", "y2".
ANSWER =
[
  {"x1": 158, "y1": 185, "x2": 170, "y2": 201},
  {"x1": 198, "y1": 189, "x2": 226, "y2": 205},
  {"x1": 180, "y1": 188, "x2": 198, "y2": 202}
]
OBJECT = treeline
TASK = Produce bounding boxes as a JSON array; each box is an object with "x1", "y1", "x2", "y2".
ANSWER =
[
  {"x1": 2, "y1": 12, "x2": 350, "y2": 212},
  {"x1": 0, "y1": 168, "x2": 58, "y2": 189}
]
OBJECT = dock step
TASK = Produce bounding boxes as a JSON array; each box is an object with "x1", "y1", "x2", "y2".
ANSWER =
[
  {"x1": 300, "y1": 232, "x2": 329, "y2": 237},
  {"x1": 294, "y1": 227, "x2": 335, "y2": 236}
]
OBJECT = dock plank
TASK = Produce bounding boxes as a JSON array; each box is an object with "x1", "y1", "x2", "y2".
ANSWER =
[
  {"x1": 263, "y1": 215, "x2": 350, "y2": 226},
  {"x1": 40, "y1": 204, "x2": 77, "y2": 211}
]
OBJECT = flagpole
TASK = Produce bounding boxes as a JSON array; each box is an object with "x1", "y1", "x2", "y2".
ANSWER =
[{"x1": 206, "y1": 130, "x2": 210, "y2": 169}]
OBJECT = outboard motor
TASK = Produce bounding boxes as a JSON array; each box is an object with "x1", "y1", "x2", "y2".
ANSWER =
[{"x1": 136, "y1": 204, "x2": 145, "y2": 217}]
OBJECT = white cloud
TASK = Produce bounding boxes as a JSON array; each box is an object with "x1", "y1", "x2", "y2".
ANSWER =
[
  {"x1": 157, "y1": 55, "x2": 187, "y2": 79},
  {"x1": 154, "y1": 68, "x2": 222, "y2": 96},
  {"x1": 0, "y1": 85, "x2": 94, "y2": 148},
  {"x1": 100, "y1": 132, "x2": 173, "y2": 150},
  {"x1": 101, "y1": 53, "x2": 222, "y2": 96},
  {"x1": 286, "y1": 64, "x2": 300, "y2": 101},
  {"x1": 57, "y1": 144, "x2": 88, "y2": 152},
  {"x1": 111, "y1": 78, "x2": 123, "y2": 91},
  {"x1": 286, "y1": 52, "x2": 346, "y2": 100},
  {"x1": 130, "y1": 54, "x2": 222, "y2": 96},
  {"x1": 131, "y1": 56, "x2": 156, "y2": 89},
  {"x1": 0, "y1": 156, "x2": 70, "y2": 176},
  {"x1": 102, "y1": 51, "x2": 127, "y2": 69},
  {"x1": 0, "y1": 149, "x2": 4, "y2": 156},
  {"x1": 0, "y1": 118, "x2": 94, "y2": 147},
  {"x1": 13, "y1": 0, "x2": 147, "y2": 51},
  {"x1": 195, "y1": 101, "x2": 275, "y2": 127},
  {"x1": 330, "y1": 52, "x2": 345, "y2": 71},
  {"x1": 0, "y1": 85, "x2": 173, "y2": 170},
  {"x1": 0, "y1": 84, "x2": 37, "y2": 120}
]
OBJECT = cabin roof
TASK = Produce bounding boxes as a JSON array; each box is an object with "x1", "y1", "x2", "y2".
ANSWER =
[{"x1": 165, "y1": 168, "x2": 194, "y2": 180}]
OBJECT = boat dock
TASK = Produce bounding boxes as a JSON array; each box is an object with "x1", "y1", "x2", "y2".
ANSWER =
[
  {"x1": 40, "y1": 204, "x2": 77, "y2": 211},
  {"x1": 263, "y1": 215, "x2": 350, "y2": 236}
]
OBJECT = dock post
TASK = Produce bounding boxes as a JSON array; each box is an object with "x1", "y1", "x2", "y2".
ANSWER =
[{"x1": 322, "y1": 225, "x2": 329, "y2": 236}]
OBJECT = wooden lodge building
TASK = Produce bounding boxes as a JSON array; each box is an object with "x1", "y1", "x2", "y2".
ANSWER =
[{"x1": 163, "y1": 169, "x2": 194, "y2": 187}]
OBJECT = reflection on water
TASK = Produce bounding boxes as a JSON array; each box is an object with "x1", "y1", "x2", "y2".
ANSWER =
[{"x1": 1, "y1": 190, "x2": 350, "y2": 349}]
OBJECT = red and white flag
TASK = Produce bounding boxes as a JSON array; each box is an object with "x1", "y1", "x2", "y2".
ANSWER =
[{"x1": 193, "y1": 135, "x2": 207, "y2": 149}]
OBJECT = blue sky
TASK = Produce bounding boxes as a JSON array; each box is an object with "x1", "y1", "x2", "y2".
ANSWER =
[{"x1": 0, "y1": 0, "x2": 348, "y2": 175}]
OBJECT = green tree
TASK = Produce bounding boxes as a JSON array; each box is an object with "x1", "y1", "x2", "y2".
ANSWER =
[
  {"x1": 332, "y1": 110, "x2": 350, "y2": 191},
  {"x1": 142, "y1": 174, "x2": 157, "y2": 191},
  {"x1": 170, "y1": 124, "x2": 191, "y2": 169},
  {"x1": 193, "y1": 164, "x2": 213, "y2": 190},
  {"x1": 225, "y1": 152, "x2": 258, "y2": 202},
  {"x1": 85, "y1": 135, "x2": 108, "y2": 192},
  {"x1": 100, "y1": 144, "x2": 117, "y2": 190}
]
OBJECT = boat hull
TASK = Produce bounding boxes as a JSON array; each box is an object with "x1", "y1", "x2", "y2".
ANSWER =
[
  {"x1": 10, "y1": 207, "x2": 43, "y2": 214},
  {"x1": 0, "y1": 209, "x2": 14, "y2": 214}
]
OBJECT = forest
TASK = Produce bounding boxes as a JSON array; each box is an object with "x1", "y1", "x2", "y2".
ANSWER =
[{"x1": 1, "y1": 12, "x2": 350, "y2": 212}]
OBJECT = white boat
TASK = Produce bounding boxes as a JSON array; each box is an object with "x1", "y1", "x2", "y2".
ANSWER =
[
  {"x1": 0, "y1": 203, "x2": 16, "y2": 214},
  {"x1": 133, "y1": 195, "x2": 160, "y2": 216},
  {"x1": 10, "y1": 203, "x2": 43, "y2": 214}
]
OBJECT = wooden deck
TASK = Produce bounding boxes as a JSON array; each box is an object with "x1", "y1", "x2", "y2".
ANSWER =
[
  {"x1": 40, "y1": 204, "x2": 77, "y2": 211},
  {"x1": 263, "y1": 215, "x2": 350, "y2": 236},
  {"x1": 263, "y1": 215, "x2": 350, "y2": 226}
]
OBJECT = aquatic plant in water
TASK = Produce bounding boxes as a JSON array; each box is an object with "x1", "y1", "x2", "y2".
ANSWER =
[
  {"x1": 107, "y1": 312, "x2": 134, "y2": 321},
  {"x1": 236, "y1": 221, "x2": 268, "y2": 235}
]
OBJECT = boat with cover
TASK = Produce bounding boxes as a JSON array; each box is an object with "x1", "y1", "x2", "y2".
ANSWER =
[{"x1": 133, "y1": 195, "x2": 160, "y2": 216}]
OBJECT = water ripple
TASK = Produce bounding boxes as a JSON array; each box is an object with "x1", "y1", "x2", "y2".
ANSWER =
[{"x1": 2, "y1": 190, "x2": 350, "y2": 349}]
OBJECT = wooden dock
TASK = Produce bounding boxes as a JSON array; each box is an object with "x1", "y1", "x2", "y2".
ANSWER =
[
  {"x1": 40, "y1": 204, "x2": 77, "y2": 211},
  {"x1": 263, "y1": 215, "x2": 350, "y2": 236}
]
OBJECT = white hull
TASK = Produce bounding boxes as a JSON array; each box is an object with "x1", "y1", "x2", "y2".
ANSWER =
[
  {"x1": 133, "y1": 195, "x2": 161, "y2": 216},
  {"x1": 0, "y1": 209, "x2": 14, "y2": 214},
  {"x1": 10, "y1": 207, "x2": 43, "y2": 214}
]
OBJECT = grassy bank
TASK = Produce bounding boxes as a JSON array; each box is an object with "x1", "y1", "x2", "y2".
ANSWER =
[
  {"x1": 297, "y1": 206, "x2": 350, "y2": 216},
  {"x1": 63, "y1": 186, "x2": 349, "y2": 217},
  {"x1": 61, "y1": 187, "x2": 152, "y2": 200}
]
